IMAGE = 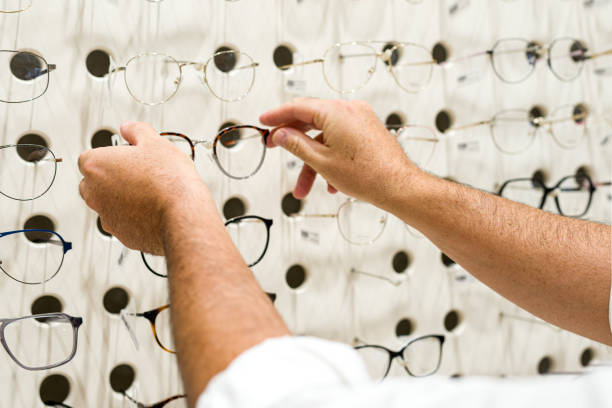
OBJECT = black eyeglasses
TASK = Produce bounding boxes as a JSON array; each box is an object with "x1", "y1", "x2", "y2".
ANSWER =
[
  {"x1": 0, "y1": 313, "x2": 82, "y2": 370},
  {"x1": 497, "y1": 173, "x2": 611, "y2": 218},
  {"x1": 141, "y1": 215, "x2": 273, "y2": 278},
  {"x1": 1, "y1": 50, "x2": 56, "y2": 103},
  {"x1": 123, "y1": 392, "x2": 187, "y2": 408},
  {"x1": 354, "y1": 334, "x2": 445, "y2": 380}
]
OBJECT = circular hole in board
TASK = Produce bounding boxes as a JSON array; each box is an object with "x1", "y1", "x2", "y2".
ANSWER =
[
  {"x1": 385, "y1": 112, "x2": 405, "y2": 131},
  {"x1": 382, "y1": 42, "x2": 400, "y2": 67},
  {"x1": 266, "y1": 292, "x2": 277, "y2": 303},
  {"x1": 31, "y1": 294, "x2": 63, "y2": 323},
  {"x1": 444, "y1": 309, "x2": 461, "y2": 332},
  {"x1": 281, "y1": 192, "x2": 302, "y2": 217},
  {"x1": 17, "y1": 132, "x2": 48, "y2": 149},
  {"x1": 392, "y1": 251, "x2": 411, "y2": 274},
  {"x1": 432, "y1": 42, "x2": 450, "y2": 64},
  {"x1": 214, "y1": 45, "x2": 238, "y2": 73},
  {"x1": 223, "y1": 197, "x2": 247, "y2": 220},
  {"x1": 285, "y1": 264, "x2": 307, "y2": 290},
  {"x1": 441, "y1": 252, "x2": 456, "y2": 267},
  {"x1": 580, "y1": 347, "x2": 595, "y2": 367},
  {"x1": 273, "y1": 44, "x2": 295, "y2": 70},
  {"x1": 435, "y1": 109, "x2": 454, "y2": 133},
  {"x1": 91, "y1": 129, "x2": 115, "y2": 149},
  {"x1": 103, "y1": 287, "x2": 130, "y2": 315},
  {"x1": 395, "y1": 318, "x2": 414, "y2": 337},
  {"x1": 23, "y1": 215, "x2": 55, "y2": 243},
  {"x1": 537, "y1": 356, "x2": 554, "y2": 375},
  {"x1": 86, "y1": 49, "x2": 111, "y2": 78},
  {"x1": 10, "y1": 50, "x2": 44, "y2": 81},
  {"x1": 39, "y1": 373, "x2": 71, "y2": 405},
  {"x1": 218, "y1": 121, "x2": 240, "y2": 149},
  {"x1": 109, "y1": 363, "x2": 135, "y2": 393}
]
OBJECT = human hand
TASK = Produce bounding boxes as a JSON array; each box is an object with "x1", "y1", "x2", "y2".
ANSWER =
[
  {"x1": 78, "y1": 121, "x2": 215, "y2": 255},
  {"x1": 259, "y1": 98, "x2": 422, "y2": 208}
]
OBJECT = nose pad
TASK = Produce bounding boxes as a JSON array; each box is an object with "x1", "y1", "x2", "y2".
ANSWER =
[{"x1": 368, "y1": 67, "x2": 376, "y2": 74}]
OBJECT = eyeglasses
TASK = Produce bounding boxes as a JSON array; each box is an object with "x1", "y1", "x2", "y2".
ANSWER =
[
  {"x1": 278, "y1": 41, "x2": 434, "y2": 93},
  {"x1": 141, "y1": 215, "x2": 273, "y2": 278},
  {"x1": 389, "y1": 125, "x2": 439, "y2": 168},
  {"x1": 1, "y1": 50, "x2": 56, "y2": 103},
  {"x1": 121, "y1": 304, "x2": 174, "y2": 353},
  {"x1": 293, "y1": 199, "x2": 387, "y2": 245},
  {"x1": 123, "y1": 392, "x2": 187, "y2": 408},
  {"x1": 0, "y1": 312, "x2": 82, "y2": 370},
  {"x1": 468, "y1": 37, "x2": 612, "y2": 83},
  {"x1": 0, "y1": 0, "x2": 32, "y2": 13},
  {"x1": 107, "y1": 50, "x2": 259, "y2": 105},
  {"x1": 497, "y1": 173, "x2": 611, "y2": 218},
  {"x1": 0, "y1": 229, "x2": 72, "y2": 284},
  {"x1": 447, "y1": 103, "x2": 589, "y2": 154},
  {"x1": 0, "y1": 144, "x2": 62, "y2": 201},
  {"x1": 354, "y1": 335, "x2": 445, "y2": 380},
  {"x1": 113, "y1": 126, "x2": 270, "y2": 180}
]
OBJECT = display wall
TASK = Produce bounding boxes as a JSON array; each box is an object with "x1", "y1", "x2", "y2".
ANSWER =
[{"x1": 0, "y1": 0, "x2": 611, "y2": 406}]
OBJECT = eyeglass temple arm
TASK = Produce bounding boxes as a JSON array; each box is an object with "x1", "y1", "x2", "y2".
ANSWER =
[
  {"x1": 293, "y1": 213, "x2": 337, "y2": 218},
  {"x1": 441, "y1": 50, "x2": 489, "y2": 67},
  {"x1": 586, "y1": 48, "x2": 612, "y2": 60},
  {"x1": 594, "y1": 181, "x2": 611, "y2": 187},
  {"x1": 122, "y1": 392, "x2": 145, "y2": 408},
  {"x1": 447, "y1": 119, "x2": 492, "y2": 133},
  {"x1": 538, "y1": 111, "x2": 588, "y2": 126},
  {"x1": 350, "y1": 268, "x2": 402, "y2": 286},
  {"x1": 279, "y1": 58, "x2": 324, "y2": 70}
]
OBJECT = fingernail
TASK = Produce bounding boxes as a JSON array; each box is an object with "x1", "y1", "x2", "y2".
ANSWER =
[
  {"x1": 273, "y1": 129, "x2": 288, "y2": 147},
  {"x1": 120, "y1": 120, "x2": 136, "y2": 132}
]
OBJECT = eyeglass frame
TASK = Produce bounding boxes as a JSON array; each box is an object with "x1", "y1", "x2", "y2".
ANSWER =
[
  {"x1": 293, "y1": 198, "x2": 388, "y2": 246},
  {"x1": 107, "y1": 50, "x2": 259, "y2": 105},
  {"x1": 122, "y1": 304, "x2": 174, "y2": 354},
  {"x1": 353, "y1": 334, "x2": 446, "y2": 379},
  {"x1": 0, "y1": 143, "x2": 62, "y2": 201},
  {"x1": 0, "y1": 229, "x2": 72, "y2": 284},
  {"x1": 0, "y1": 49, "x2": 56, "y2": 103},
  {"x1": 447, "y1": 103, "x2": 590, "y2": 154},
  {"x1": 160, "y1": 125, "x2": 270, "y2": 180},
  {"x1": 0, "y1": 312, "x2": 82, "y2": 370},
  {"x1": 496, "y1": 173, "x2": 611, "y2": 218},
  {"x1": 456, "y1": 37, "x2": 612, "y2": 84},
  {"x1": 142, "y1": 215, "x2": 273, "y2": 278},
  {"x1": 388, "y1": 124, "x2": 440, "y2": 168},
  {"x1": 278, "y1": 41, "x2": 435, "y2": 94},
  {"x1": 123, "y1": 391, "x2": 187, "y2": 408},
  {"x1": 0, "y1": 0, "x2": 32, "y2": 13}
]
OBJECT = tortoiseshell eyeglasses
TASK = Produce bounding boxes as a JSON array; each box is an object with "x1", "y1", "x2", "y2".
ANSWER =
[{"x1": 121, "y1": 304, "x2": 174, "y2": 354}]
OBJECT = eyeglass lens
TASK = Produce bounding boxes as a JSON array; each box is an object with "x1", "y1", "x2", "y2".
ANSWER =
[
  {"x1": 0, "y1": 50, "x2": 49, "y2": 103},
  {"x1": 0, "y1": 145, "x2": 57, "y2": 201}
]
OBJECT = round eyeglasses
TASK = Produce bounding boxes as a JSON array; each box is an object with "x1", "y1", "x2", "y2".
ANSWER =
[{"x1": 0, "y1": 50, "x2": 55, "y2": 103}]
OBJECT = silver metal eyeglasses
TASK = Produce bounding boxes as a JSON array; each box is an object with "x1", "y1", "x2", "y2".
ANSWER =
[
  {"x1": 1, "y1": 50, "x2": 56, "y2": 103},
  {"x1": 446, "y1": 103, "x2": 590, "y2": 154},
  {"x1": 278, "y1": 41, "x2": 434, "y2": 94},
  {"x1": 293, "y1": 199, "x2": 388, "y2": 245},
  {"x1": 0, "y1": 144, "x2": 62, "y2": 201},
  {"x1": 0, "y1": 312, "x2": 82, "y2": 370},
  {"x1": 460, "y1": 37, "x2": 612, "y2": 83},
  {"x1": 107, "y1": 50, "x2": 259, "y2": 105},
  {"x1": 0, "y1": 0, "x2": 32, "y2": 13},
  {"x1": 389, "y1": 125, "x2": 439, "y2": 169}
]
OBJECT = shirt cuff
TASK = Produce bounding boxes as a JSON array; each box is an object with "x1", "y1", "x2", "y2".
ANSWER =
[{"x1": 196, "y1": 336, "x2": 370, "y2": 408}]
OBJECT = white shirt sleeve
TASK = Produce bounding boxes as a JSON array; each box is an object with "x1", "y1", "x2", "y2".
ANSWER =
[{"x1": 197, "y1": 335, "x2": 612, "y2": 408}]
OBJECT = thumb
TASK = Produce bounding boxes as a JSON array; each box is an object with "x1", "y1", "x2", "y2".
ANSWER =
[
  {"x1": 120, "y1": 121, "x2": 157, "y2": 146},
  {"x1": 272, "y1": 127, "x2": 325, "y2": 167}
]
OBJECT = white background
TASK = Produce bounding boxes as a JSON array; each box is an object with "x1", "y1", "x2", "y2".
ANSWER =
[{"x1": 0, "y1": 0, "x2": 611, "y2": 406}]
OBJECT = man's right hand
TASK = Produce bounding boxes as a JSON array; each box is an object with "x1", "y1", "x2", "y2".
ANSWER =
[{"x1": 260, "y1": 98, "x2": 422, "y2": 208}]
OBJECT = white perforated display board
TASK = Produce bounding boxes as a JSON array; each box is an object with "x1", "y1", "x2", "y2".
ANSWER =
[{"x1": 1, "y1": 0, "x2": 611, "y2": 406}]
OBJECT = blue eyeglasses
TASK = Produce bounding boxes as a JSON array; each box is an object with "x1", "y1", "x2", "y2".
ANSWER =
[{"x1": 0, "y1": 229, "x2": 72, "y2": 284}]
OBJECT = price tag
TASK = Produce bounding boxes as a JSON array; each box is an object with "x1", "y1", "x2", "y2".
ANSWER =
[
  {"x1": 285, "y1": 79, "x2": 308, "y2": 95},
  {"x1": 300, "y1": 229, "x2": 319, "y2": 244}
]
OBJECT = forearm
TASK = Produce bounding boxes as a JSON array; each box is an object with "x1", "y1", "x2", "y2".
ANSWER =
[
  {"x1": 162, "y1": 185, "x2": 290, "y2": 406},
  {"x1": 389, "y1": 169, "x2": 612, "y2": 345}
]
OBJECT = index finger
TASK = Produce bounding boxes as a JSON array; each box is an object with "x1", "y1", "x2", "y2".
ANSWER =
[{"x1": 259, "y1": 98, "x2": 332, "y2": 129}]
